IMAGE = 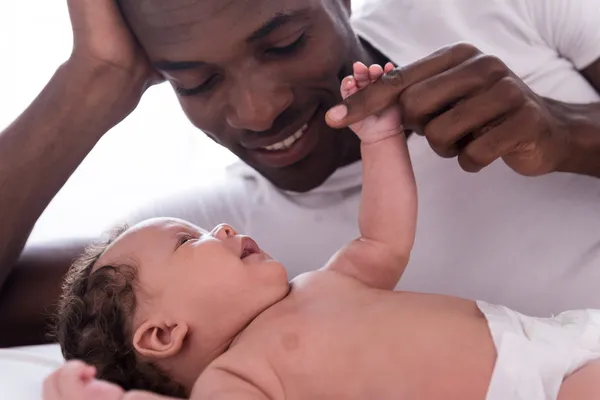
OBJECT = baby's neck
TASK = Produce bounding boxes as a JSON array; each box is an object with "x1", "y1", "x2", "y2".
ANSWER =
[{"x1": 226, "y1": 285, "x2": 293, "y2": 351}]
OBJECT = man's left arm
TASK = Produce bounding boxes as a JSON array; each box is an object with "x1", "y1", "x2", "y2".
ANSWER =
[
  {"x1": 555, "y1": 58, "x2": 600, "y2": 177},
  {"x1": 527, "y1": 0, "x2": 600, "y2": 177},
  {"x1": 326, "y1": 0, "x2": 600, "y2": 179}
]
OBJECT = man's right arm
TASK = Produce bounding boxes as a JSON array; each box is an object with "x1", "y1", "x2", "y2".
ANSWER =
[
  {"x1": 0, "y1": 0, "x2": 162, "y2": 346},
  {"x1": 0, "y1": 62, "x2": 138, "y2": 346},
  {"x1": 0, "y1": 240, "x2": 88, "y2": 347}
]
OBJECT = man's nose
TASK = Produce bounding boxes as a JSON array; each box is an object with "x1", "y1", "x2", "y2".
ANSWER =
[{"x1": 226, "y1": 75, "x2": 293, "y2": 132}]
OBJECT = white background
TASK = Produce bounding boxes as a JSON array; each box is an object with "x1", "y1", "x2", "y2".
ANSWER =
[
  {"x1": 0, "y1": 2, "x2": 237, "y2": 242},
  {"x1": 0, "y1": 1, "x2": 366, "y2": 243}
]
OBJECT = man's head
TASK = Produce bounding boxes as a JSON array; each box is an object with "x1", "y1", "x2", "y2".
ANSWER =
[
  {"x1": 56, "y1": 218, "x2": 289, "y2": 395},
  {"x1": 118, "y1": 0, "x2": 368, "y2": 192}
]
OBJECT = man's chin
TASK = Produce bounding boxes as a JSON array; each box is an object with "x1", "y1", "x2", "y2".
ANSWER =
[
  {"x1": 240, "y1": 124, "x2": 360, "y2": 193},
  {"x1": 254, "y1": 161, "x2": 338, "y2": 193}
]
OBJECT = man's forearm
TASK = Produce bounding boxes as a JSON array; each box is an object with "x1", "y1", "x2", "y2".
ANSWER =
[
  {"x1": 552, "y1": 99, "x2": 600, "y2": 178},
  {"x1": 0, "y1": 240, "x2": 89, "y2": 347},
  {"x1": 0, "y1": 61, "x2": 132, "y2": 291}
]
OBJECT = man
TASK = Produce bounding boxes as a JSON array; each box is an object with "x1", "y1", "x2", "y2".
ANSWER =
[{"x1": 0, "y1": 0, "x2": 599, "y2": 346}]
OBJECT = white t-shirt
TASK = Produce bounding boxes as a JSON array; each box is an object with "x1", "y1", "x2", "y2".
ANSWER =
[{"x1": 126, "y1": 0, "x2": 600, "y2": 317}]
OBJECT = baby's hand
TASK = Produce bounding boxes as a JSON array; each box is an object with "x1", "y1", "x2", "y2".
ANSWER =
[
  {"x1": 43, "y1": 360, "x2": 125, "y2": 400},
  {"x1": 341, "y1": 62, "x2": 403, "y2": 144}
]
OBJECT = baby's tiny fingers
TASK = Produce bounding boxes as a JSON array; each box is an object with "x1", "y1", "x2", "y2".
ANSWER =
[
  {"x1": 368, "y1": 64, "x2": 384, "y2": 82},
  {"x1": 341, "y1": 76, "x2": 358, "y2": 99},
  {"x1": 384, "y1": 62, "x2": 395, "y2": 73},
  {"x1": 353, "y1": 61, "x2": 370, "y2": 89},
  {"x1": 80, "y1": 365, "x2": 97, "y2": 383},
  {"x1": 43, "y1": 371, "x2": 61, "y2": 400},
  {"x1": 57, "y1": 361, "x2": 89, "y2": 394}
]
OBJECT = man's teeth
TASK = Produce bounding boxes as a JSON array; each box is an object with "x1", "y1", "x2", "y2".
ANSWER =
[{"x1": 262, "y1": 124, "x2": 308, "y2": 151}]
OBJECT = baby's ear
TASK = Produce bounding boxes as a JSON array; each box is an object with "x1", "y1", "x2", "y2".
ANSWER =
[{"x1": 133, "y1": 319, "x2": 188, "y2": 360}]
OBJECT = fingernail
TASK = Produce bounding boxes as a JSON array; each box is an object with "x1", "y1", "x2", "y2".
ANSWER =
[{"x1": 327, "y1": 105, "x2": 348, "y2": 122}]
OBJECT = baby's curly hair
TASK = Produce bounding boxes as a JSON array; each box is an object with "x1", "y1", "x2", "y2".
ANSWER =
[{"x1": 52, "y1": 226, "x2": 186, "y2": 397}]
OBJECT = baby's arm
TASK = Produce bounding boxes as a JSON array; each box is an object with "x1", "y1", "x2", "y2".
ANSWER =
[
  {"x1": 43, "y1": 361, "x2": 266, "y2": 400},
  {"x1": 324, "y1": 63, "x2": 417, "y2": 290},
  {"x1": 43, "y1": 361, "x2": 180, "y2": 400}
]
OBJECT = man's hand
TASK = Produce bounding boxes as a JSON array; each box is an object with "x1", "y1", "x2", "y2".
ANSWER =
[
  {"x1": 67, "y1": 0, "x2": 163, "y2": 117},
  {"x1": 326, "y1": 43, "x2": 573, "y2": 176}
]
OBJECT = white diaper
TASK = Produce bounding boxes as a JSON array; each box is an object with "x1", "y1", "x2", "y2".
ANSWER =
[{"x1": 478, "y1": 301, "x2": 600, "y2": 400}]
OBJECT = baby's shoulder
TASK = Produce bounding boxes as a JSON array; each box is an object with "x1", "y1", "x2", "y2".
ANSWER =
[
  {"x1": 290, "y1": 269, "x2": 367, "y2": 293},
  {"x1": 290, "y1": 270, "x2": 326, "y2": 288}
]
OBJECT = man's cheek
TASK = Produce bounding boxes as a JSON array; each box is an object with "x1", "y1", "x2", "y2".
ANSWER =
[
  {"x1": 179, "y1": 100, "x2": 224, "y2": 134},
  {"x1": 308, "y1": 38, "x2": 352, "y2": 85},
  {"x1": 294, "y1": 49, "x2": 348, "y2": 90}
]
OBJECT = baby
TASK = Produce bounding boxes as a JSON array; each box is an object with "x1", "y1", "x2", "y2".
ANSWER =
[{"x1": 45, "y1": 63, "x2": 600, "y2": 400}]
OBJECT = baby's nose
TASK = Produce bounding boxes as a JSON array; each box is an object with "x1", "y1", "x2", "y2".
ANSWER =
[{"x1": 212, "y1": 224, "x2": 238, "y2": 240}]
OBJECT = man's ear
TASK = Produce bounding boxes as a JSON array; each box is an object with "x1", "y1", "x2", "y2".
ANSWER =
[{"x1": 133, "y1": 320, "x2": 189, "y2": 360}]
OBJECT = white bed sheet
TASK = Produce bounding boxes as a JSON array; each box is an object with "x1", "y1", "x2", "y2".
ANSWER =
[{"x1": 0, "y1": 344, "x2": 64, "y2": 399}]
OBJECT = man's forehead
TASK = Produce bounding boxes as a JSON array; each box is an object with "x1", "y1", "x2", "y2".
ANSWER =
[
  {"x1": 132, "y1": 0, "x2": 239, "y2": 29},
  {"x1": 122, "y1": 0, "x2": 320, "y2": 48}
]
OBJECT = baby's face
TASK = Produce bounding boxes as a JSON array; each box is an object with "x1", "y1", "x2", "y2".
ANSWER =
[{"x1": 96, "y1": 218, "x2": 289, "y2": 372}]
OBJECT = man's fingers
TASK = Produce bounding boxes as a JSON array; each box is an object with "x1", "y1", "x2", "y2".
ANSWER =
[
  {"x1": 457, "y1": 106, "x2": 532, "y2": 173},
  {"x1": 422, "y1": 76, "x2": 524, "y2": 158},
  {"x1": 326, "y1": 43, "x2": 481, "y2": 128},
  {"x1": 67, "y1": 0, "x2": 122, "y2": 34},
  {"x1": 398, "y1": 54, "x2": 511, "y2": 131}
]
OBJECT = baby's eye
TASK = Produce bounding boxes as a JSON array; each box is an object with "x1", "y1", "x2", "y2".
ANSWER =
[{"x1": 178, "y1": 234, "x2": 195, "y2": 247}]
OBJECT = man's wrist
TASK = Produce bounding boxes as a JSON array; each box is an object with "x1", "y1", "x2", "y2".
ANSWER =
[
  {"x1": 550, "y1": 99, "x2": 600, "y2": 178},
  {"x1": 59, "y1": 57, "x2": 146, "y2": 133}
]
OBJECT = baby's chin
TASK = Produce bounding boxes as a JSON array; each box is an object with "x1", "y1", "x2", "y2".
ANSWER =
[{"x1": 260, "y1": 259, "x2": 290, "y2": 287}]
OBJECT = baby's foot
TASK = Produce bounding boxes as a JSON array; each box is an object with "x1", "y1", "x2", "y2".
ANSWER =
[
  {"x1": 340, "y1": 62, "x2": 404, "y2": 143},
  {"x1": 43, "y1": 360, "x2": 125, "y2": 400}
]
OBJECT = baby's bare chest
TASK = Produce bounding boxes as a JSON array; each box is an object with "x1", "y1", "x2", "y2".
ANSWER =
[
  {"x1": 225, "y1": 274, "x2": 493, "y2": 399},
  {"x1": 234, "y1": 275, "x2": 427, "y2": 398}
]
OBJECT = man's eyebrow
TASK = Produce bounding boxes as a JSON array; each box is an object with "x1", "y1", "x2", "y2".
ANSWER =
[
  {"x1": 153, "y1": 60, "x2": 206, "y2": 71},
  {"x1": 247, "y1": 9, "x2": 311, "y2": 43}
]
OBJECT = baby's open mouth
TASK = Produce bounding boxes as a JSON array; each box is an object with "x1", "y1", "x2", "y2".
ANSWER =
[{"x1": 240, "y1": 237, "x2": 260, "y2": 260}]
